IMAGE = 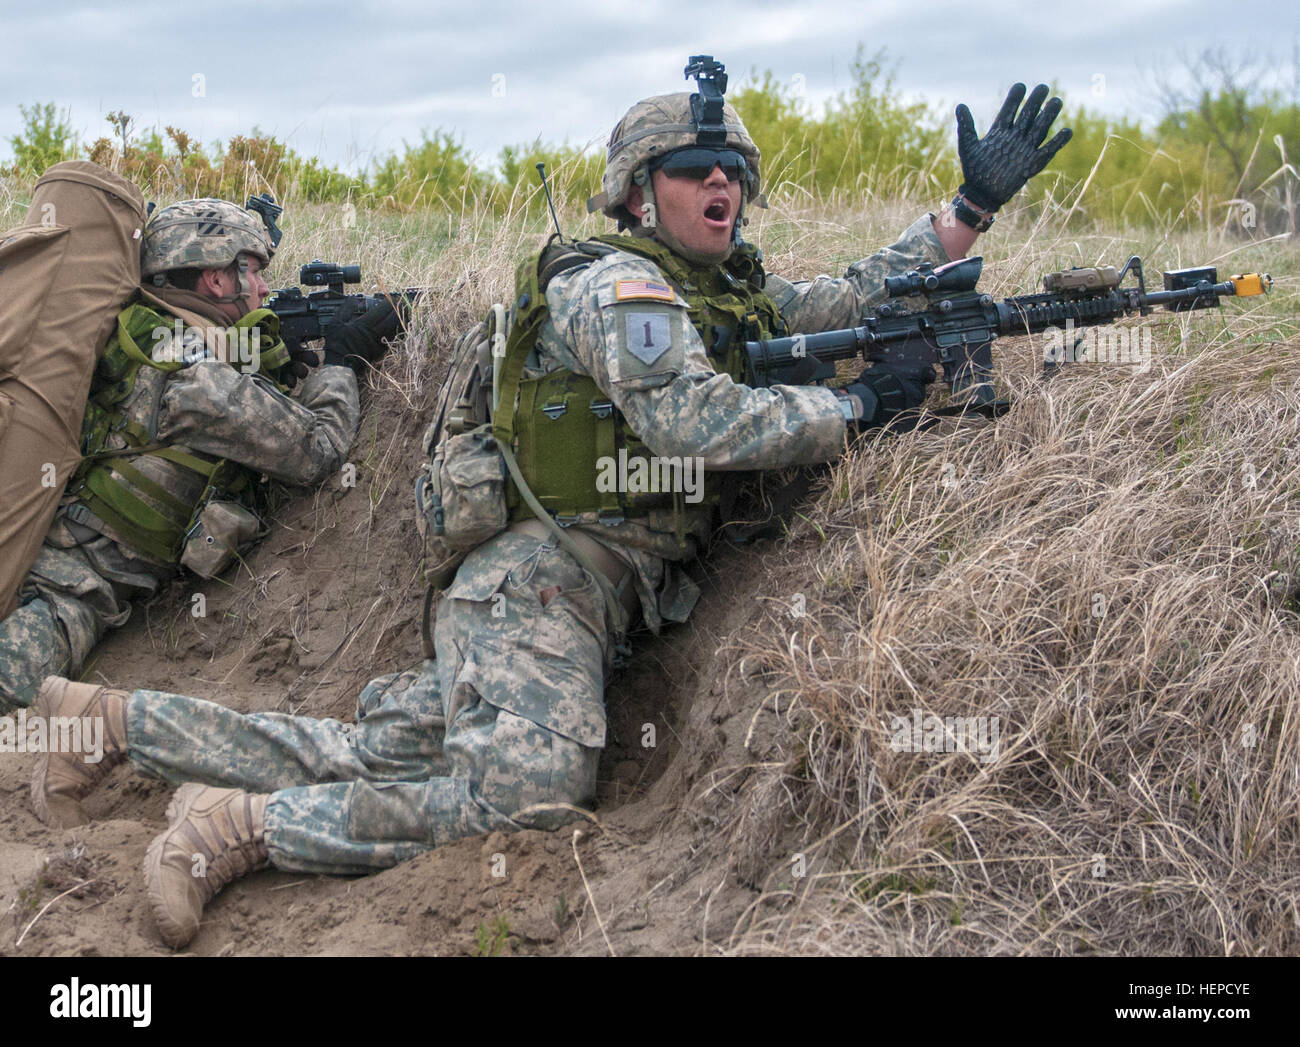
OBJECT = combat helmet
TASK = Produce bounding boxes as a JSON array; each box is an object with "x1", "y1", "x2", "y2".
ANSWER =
[
  {"x1": 141, "y1": 198, "x2": 275, "y2": 288},
  {"x1": 588, "y1": 56, "x2": 766, "y2": 256}
]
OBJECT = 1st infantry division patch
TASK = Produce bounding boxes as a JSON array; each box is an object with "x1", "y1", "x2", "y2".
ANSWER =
[{"x1": 625, "y1": 312, "x2": 672, "y2": 365}]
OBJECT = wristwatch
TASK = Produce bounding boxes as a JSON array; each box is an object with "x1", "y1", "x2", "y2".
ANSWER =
[
  {"x1": 951, "y1": 190, "x2": 995, "y2": 232},
  {"x1": 835, "y1": 389, "x2": 859, "y2": 422}
]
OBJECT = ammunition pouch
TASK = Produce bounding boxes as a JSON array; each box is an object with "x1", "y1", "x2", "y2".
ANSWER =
[
  {"x1": 416, "y1": 307, "x2": 513, "y2": 589},
  {"x1": 426, "y1": 425, "x2": 509, "y2": 549},
  {"x1": 180, "y1": 500, "x2": 261, "y2": 578}
]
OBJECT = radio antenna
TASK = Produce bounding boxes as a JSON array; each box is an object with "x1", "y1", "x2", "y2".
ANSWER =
[{"x1": 536, "y1": 162, "x2": 565, "y2": 241}]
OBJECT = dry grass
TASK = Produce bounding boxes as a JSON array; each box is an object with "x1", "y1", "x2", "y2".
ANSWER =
[{"x1": 692, "y1": 203, "x2": 1300, "y2": 955}]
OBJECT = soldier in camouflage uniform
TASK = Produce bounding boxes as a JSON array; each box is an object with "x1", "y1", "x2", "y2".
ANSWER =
[
  {"x1": 0, "y1": 198, "x2": 385, "y2": 713},
  {"x1": 31, "y1": 73, "x2": 1071, "y2": 949}
]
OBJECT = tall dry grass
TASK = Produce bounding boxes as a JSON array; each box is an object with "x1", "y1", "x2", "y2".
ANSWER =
[{"x1": 696, "y1": 201, "x2": 1300, "y2": 955}]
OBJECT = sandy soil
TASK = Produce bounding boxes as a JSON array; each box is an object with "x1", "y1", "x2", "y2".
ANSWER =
[{"x1": 1, "y1": 388, "x2": 784, "y2": 956}]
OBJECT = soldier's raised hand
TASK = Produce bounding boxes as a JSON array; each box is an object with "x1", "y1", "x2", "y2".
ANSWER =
[{"x1": 954, "y1": 83, "x2": 1072, "y2": 214}]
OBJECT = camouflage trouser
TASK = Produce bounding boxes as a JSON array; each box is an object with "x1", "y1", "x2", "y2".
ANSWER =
[
  {"x1": 127, "y1": 531, "x2": 612, "y2": 875},
  {"x1": 0, "y1": 543, "x2": 132, "y2": 713}
]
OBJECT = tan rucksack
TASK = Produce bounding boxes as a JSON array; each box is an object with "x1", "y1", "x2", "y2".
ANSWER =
[{"x1": 0, "y1": 161, "x2": 146, "y2": 618}]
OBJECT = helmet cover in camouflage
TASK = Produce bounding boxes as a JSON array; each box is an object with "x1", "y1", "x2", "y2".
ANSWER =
[
  {"x1": 141, "y1": 198, "x2": 274, "y2": 279},
  {"x1": 587, "y1": 93, "x2": 763, "y2": 219}
]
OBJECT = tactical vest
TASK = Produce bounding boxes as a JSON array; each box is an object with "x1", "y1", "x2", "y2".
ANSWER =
[
  {"x1": 67, "y1": 302, "x2": 289, "y2": 564},
  {"x1": 495, "y1": 234, "x2": 786, "y2": 533}
]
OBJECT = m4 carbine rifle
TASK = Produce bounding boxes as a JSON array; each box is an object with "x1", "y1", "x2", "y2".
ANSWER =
[
  {"x1": 267, "y1": 260, "x2": 422, "y2": 358},
  {"x1": 744, "y1": 256, "x2": 1272, "y2": 416}
]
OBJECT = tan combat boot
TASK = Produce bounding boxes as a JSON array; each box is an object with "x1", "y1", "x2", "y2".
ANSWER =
[
  {"x1": 144, "y1": 784, "x2": 269, "y2": 949},
  {"x1": 30, "y1": 675, "x2": 128, "y2": 828}
]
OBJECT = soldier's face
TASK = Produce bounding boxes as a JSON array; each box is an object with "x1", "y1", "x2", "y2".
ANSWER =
[
  {"x1": 202, "y1": 254, "x2": 270, "y2": 320},
  {"x1": 631, "y1": 162, "x2": 742, "y2": 257}
]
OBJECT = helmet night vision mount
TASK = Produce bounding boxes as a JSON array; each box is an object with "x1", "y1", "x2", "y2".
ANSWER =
[{"x1": 684, "y1": 55, "x2": 729, "y2": 147}]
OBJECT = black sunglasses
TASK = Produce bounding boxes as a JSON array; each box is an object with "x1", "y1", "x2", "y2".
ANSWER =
[{"x1": 651, "y1": 148, "x2": 750, "y2": 183}]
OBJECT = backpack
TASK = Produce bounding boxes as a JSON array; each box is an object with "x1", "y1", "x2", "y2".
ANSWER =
[
  {"x1": 413, "y1": 237, "x2": 630, "y2": 653},
  {"x1": 0, "y1": 161, "x2": 146, "y2": 619}
]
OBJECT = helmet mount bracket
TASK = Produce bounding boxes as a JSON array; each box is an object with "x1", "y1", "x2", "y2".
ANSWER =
[
  {"x1": 684, "y1": 55, "x2": 729, "y2": 147},
  {"x1": 245, "y1": 193, "x2": 283, "y2": 249}
]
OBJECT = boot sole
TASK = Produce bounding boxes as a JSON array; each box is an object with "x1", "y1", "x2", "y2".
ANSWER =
[{"x1": 144, "y1": 782, "x2": 208, "y2": 949}]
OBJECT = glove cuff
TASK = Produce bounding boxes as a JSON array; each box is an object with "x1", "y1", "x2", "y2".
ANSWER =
[{"x1": 957, "y1": 182, "x2": 1000, "y2": 212}]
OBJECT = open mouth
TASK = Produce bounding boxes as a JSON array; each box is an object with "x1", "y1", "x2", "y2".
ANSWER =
[{"x1": 704, "y1": 200, "x2": 730, "y2": 225}]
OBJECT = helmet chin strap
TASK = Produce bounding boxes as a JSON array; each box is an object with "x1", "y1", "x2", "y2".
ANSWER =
[
  {"x1": 229, "y1": 256, "x2": 257, "y2": 304},
  {"x1": 152, "y1": 270, "x2": 243, "y2": 314},
  {"x1": 211, "y1": 257, "x2": 262, "y2": 322},
  {"x1": 191, "y1": 255, "x2": 255, "y2": 308}
]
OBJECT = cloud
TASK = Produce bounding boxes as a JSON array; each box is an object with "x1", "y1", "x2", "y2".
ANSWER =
[{"x1": 1, "y1": 0, "x2": 1292, "y2": 174}]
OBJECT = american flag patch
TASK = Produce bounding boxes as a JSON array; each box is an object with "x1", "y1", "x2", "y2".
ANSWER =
[{"x1": 615, "y1": 278, "x2": 675, "y2": 302}]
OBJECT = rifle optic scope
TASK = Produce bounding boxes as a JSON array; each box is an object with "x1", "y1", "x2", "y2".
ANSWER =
[
  {"x1": 883, "y1": 257, "x2": 983, "y2": 298},
  {"x1": 300, "y1": 260, "x2": 361, "y2": 286}
]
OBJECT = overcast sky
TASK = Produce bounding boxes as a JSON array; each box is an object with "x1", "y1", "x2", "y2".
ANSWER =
[{"x1": 2, "y1": 0, "x2": 1295, "y2": 174}]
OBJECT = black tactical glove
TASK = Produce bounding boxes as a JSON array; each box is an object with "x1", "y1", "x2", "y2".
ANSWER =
[
  {"x1": 277, "y1": 345, "x2": 321, "y2": 390},
  {"x1": 953, "y1": 83, "x2": 1072, "y2": 228},
  {"x1": 323, "y1": 296, "x2": 406, "y2": 372},
  {"x1": 840, "y1": 361, "x2": 936, "y2": 432}
]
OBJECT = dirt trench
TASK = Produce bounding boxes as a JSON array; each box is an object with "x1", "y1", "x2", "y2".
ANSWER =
[{"x1": 1, "y1": 392, "x2": 788, "y2": 956}]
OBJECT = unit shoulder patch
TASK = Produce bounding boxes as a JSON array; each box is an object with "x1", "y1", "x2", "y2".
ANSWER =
[
  {"x1": 625, "y1": 312, "x2": 672, "y2": 365},
  {"x1": 605, "y1": 300, "x2": 685, "y2": 389}
]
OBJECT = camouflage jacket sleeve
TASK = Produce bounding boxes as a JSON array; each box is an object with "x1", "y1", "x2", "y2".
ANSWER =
[
  {"x1": 539, "y1": 252, "x2": 848, "y2": 471},
  {"x1": 156, "y1": 362, "x2": 361, "y2": 486},
  {"x1": 764, "y1": 212, "x2": 950, "y2": 333}
]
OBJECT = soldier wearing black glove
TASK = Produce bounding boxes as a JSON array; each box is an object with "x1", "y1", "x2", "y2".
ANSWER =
[
  {"x1": 836, "y1": 361, "x2": 937, "y2": 433},
  {"x1": 950, "y1": 83, "x2": 1073, "y2": 233},
  {"x1": 927, "y1": 81, "x2": 1072, "y2": 263},
  {"x1": 276, "y1": 344, "x2": 323, "y2": 390},
  {"x1": 323, "y1": 296, "x2": 406, "y2": 372}
]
